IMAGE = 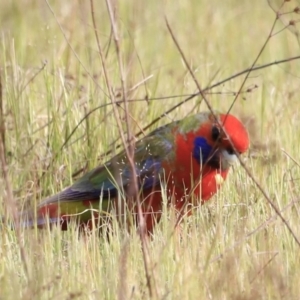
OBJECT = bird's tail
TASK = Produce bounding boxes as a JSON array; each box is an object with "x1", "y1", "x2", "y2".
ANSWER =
[{"x1": 1, "y1": 208, "x2": 64, "y2": 230}]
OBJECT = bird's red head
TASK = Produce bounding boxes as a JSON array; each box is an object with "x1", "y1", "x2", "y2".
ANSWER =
[
  {"x1": 184, "y1": 112, "x2": 249, "y2": 171},
  {"x1": 218, "y1": 113, "x2": 249, "y2": 154}
]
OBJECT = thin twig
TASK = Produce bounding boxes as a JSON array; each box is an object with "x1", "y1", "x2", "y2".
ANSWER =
[
  {"x1": 225, "y1": 13, "x2": 279, "y2": 116},
  {"x1": 209, "y1": 198, "x2": 299, "y2": 265},
  {"x1": 0, "y1": 67, "x2": 5, "y2": 153},
  {"x1": 250, "y1": 252, "x2": 279, "y2": 284},
  {"x1": 282, "y1": 148, "x2": 300, "y2": 168},
  {"x1": 239, "y1": 159, "x2": 300, "y2": 246},
  {"x1": 45, "y1": 0, "x2": 109, "y2": 98}
]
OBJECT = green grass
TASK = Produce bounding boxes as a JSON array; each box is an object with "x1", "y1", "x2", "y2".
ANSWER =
[{"x1": 1, "y1": 0, "x2": 300, "y2": 299}]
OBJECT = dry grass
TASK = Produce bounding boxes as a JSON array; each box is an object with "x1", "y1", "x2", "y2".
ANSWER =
[{"x1": 1, "y1": 0, "x2": 300, "y2": 299}]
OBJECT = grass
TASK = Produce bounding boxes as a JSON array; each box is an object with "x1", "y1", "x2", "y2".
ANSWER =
[{"x1": 1, "y1": 0, "x2": 300, "y2": 299}]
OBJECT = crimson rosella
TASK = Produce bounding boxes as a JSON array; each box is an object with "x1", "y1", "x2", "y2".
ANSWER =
[{"x1": 20, "y1": 111, "x2": 249, "y2": 232}]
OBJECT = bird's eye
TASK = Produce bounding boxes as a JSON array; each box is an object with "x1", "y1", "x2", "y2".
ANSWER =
[
  {"x1": 211, "y1": 126, "x2": 220, "y2": 141},
  {"x1": 226, "y1": 147, "x2": 238, "y2": 155}
]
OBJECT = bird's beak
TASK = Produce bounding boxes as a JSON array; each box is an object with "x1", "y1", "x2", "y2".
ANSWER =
[{"x1": 220, "y1": 149, "x2": 239, "y2": 169}]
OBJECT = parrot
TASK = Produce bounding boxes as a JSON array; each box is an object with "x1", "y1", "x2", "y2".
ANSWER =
[{"x1": 16, "y1": 111, "x2": 249, "y2": 232}]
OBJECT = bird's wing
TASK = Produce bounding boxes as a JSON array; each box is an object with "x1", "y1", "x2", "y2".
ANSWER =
[{"x1": 40, "y1": 124, "x2": 176, "y2": 206}]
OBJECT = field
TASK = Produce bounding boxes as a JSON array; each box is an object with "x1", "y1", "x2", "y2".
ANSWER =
[{"x1": 1, "y1": 0, "x2": 300, "y2": 299}]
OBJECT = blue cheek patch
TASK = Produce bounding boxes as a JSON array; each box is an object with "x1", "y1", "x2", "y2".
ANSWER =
[{"x1": 193, "y1": 137, "x2": 213, "y2": 165}]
